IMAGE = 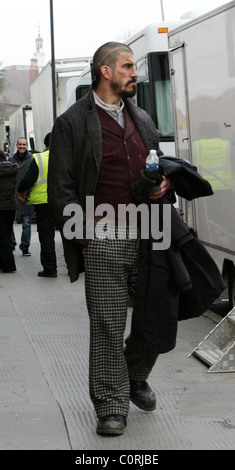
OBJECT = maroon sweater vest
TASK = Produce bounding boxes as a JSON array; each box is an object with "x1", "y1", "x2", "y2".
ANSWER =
[{"x1": 94, "y1": 106, "x2": 147, "y2": 216}]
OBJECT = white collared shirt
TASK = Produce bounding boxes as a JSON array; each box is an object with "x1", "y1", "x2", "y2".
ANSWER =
[{"x1": 93, "y1": 91, "x2": 125, "y2": 128}]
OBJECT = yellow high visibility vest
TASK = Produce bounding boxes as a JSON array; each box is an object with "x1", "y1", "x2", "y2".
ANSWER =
[{"x1": 28, "y1": 150, "x2": 49, "y2": 204}]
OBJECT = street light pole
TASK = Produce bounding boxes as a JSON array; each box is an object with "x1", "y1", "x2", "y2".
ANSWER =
[
  {"x1": 49, "y1": 0, "x2": 57, "y2": 123},
  {"x1": 160, "y1": 0, "x2": 165, "y2": 21}
]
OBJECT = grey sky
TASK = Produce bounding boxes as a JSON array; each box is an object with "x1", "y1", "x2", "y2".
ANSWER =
[{"x1": 0, "y1": 0, "x2": 228, "y2": 67}]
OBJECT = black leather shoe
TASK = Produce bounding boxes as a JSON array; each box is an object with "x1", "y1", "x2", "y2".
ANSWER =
[
  {"x1": 21, "y1": 247, "x2": 31, "y2": 256},
  {"x1": 97, "y1": 414, "x2": 126, "y2": 436},
  {"x1": 130, "y1": 380, "x2": 156, "y2": 411},
  {"x1": 38, "y1": 270, "x2": 57, "y2": 278}
]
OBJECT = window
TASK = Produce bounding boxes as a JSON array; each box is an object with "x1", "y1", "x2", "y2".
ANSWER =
[
  {"x1": 137, "y1": 52, "x2": 174, "y2": 141},
  {"x1": 137, "y1": 80, "x2": 151, "y2": 117},
  {"x1": 76, "y1": 85, "x2": 90, "y2": 101}
]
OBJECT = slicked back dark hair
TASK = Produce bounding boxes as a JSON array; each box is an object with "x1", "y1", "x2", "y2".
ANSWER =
[{"x1": 92, "y1": 41, "x2": 133, "y2": 89}]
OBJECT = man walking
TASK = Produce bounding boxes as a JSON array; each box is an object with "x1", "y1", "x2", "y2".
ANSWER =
[
  {"x1": 9, "y1": 137, "x2": 33, "y2": 256},
  {"x1": 48, "y1": 42, "x2": 171, "y2": 436}
]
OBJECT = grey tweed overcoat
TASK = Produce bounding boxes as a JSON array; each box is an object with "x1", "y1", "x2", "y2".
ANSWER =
[{"x1": 48, "y1": 88, "x2": 161, "y2": 282}]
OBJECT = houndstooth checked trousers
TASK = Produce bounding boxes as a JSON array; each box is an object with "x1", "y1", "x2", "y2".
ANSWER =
[{"x1": 83, "y1": 223, "x2": 157, "y2": 418}]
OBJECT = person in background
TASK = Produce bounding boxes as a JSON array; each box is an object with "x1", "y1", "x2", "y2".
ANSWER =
[
  {"x1": 0, "y1": 150, "x2": 18, "y2": 272},
  {"x1": 17, "y1": 133, "x2": 57, "y2": 278},
  {"x1": 8, "y1": 137, "x2": 33, "y2": 256},
  {"x1": 47, "y1": 42, "x2": 171, "y2": 436}
]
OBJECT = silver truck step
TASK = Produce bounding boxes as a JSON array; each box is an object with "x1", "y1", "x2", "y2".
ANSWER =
[{"x1": 192, "y1": 307, "x2": 235, "y2": 373}]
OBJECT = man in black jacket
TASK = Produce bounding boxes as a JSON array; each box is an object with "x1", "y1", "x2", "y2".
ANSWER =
[{"x1": 9, "y1": 137, "x2": 33, "y2": 256}]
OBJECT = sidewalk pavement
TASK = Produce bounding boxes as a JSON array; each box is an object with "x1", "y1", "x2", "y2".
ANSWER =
[{"x1": 0, "y1": 222, "x2": 234, "y2": 451}]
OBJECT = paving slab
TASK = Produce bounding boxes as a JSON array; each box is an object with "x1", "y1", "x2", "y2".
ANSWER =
[{"x1": 0, "y1": 223, "x2": 234, "y2": 451}]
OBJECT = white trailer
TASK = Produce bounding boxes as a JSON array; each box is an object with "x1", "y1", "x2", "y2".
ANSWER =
[
  {"x1": 66, "y1": 71, "x2": 92, "y2": 108},
  {"x1": 168, "y1": 1, "x2": 235, "y2": 308},
  {"x1": 7, "y1": 104, "x2": 34, "y2": 154},
  {"x1": 125, "y1": 20, "x2": 192, "y2": 155},
  {"x1": 69, "y1": 19, "x2": 192, "y2": 155},
  {"x1": 30, "y1": 57, "x2": 91, "y2": 150}
]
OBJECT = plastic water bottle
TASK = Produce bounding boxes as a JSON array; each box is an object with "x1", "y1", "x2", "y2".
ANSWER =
[{"x1": 146, "y1": 149, "x2": 159, "y2": 170}]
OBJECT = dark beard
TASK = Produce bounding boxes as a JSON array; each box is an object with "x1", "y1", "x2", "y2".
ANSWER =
[
  {"x1": 121, "y1": 84, "x2": 137, "y2": 98},
  {"x1": 110, "y1": 80, "x2": 137, "y2": 98}
]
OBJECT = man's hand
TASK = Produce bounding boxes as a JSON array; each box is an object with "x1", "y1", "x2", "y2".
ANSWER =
[
  {"x1": 149, "y1": 176, "x2": 171, "y2": 200},
  {"x1": 18, "y1": 192, "x2": 26, "y2": 202}
]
